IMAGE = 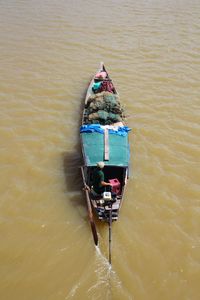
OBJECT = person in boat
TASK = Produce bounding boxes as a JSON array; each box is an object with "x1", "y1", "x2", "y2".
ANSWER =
[{"x1": 92, "y1": 161, "x2": 112, "y2": 195}]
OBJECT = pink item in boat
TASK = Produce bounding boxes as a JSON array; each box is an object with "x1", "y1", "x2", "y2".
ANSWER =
[
  {"x1": 109, "y1": 178, "x2": 121, "y2": 195},
  {"x1": 95, "y1": 71, "x2": 107, "y2": 79}
]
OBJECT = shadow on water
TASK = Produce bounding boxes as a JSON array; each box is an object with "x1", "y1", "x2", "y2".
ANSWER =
[
  {"x1": 63, "y1": 148, "x2": 82, "y2": 192},
  {"x1": 62, "y1": 90, "x2": 86, "y2": 210},
  {"x1": 62, "y1": 144, "x2": 85, "y2": 209}
]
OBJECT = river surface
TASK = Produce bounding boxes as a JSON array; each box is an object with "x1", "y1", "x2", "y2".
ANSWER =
[{"x1": 0, "y1": 1, "x2": 200, "y2": 299}]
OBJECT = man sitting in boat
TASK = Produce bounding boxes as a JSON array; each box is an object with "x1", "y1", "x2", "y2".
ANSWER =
[{"x1": 92, "y1": 162, "x2": 112, "y2": 195}]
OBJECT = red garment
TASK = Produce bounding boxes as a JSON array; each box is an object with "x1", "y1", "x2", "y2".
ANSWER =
[{"x1": 99, "y1": 80, "x2": 114, "y2": 93}]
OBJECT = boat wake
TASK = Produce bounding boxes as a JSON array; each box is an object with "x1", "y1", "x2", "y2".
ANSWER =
[
  {"x1": 65, "y1": 244, "x2": 132, "y2": 300},
  {"x1": 85, "y1": 245, "x2": 134, "y2": 299},
  {"x1": 87, "y1": 246, "x2": 122, "y2": 291},
  {"x1": 95, "y1": 245, "x2": 112, "y2": 270}
]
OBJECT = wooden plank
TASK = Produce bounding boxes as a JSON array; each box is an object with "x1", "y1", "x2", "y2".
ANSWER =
[{"x1": 104, "y1": 128, "x2": 109, "y2": 161}]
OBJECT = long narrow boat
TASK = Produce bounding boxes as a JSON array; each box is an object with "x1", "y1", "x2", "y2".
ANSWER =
[{"x1": 80, "y1": 63, "x2": 131, "y2": 257}]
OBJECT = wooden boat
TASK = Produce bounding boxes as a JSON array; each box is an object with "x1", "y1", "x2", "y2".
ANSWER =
[{"x1": 80, "y1": 63, "x2": 131, "y2": 261}]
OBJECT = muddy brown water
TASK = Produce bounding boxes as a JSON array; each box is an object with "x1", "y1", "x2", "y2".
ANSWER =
[{"x1": 0, "y1": 1, "x2": 200, "y2": 299}]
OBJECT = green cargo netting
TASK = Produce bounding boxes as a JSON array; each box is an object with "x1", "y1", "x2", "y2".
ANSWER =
[
  {"x1": 84, "y1": 91, "x2": 124, "y2": 125},
  {"x1": 81, "y1": 132, "x2": 130, "y2": 166}
]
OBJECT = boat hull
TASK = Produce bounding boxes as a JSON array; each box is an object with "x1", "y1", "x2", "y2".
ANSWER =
[{"x1": 80, "y1": 63, "x2": 130, "y2": 222}]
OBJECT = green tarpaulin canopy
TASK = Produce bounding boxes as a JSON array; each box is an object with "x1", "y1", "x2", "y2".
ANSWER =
[{"x1": 81, "y1": 132, "x2": 130, "y2": 167}]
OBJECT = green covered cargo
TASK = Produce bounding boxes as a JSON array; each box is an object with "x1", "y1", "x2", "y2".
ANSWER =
[{"x1": 81, "y1": 132, "x2": 130, "y2": 167}]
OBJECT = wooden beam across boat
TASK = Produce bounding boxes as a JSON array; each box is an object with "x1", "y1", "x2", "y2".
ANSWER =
[{"x1": 104, "y1": 127, "x2": 109, "y2": 161}]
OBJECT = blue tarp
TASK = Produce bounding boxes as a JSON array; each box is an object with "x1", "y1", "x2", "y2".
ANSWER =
[{"x1": 80, "y1": 124, "x2": 131, "y2": 137}]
